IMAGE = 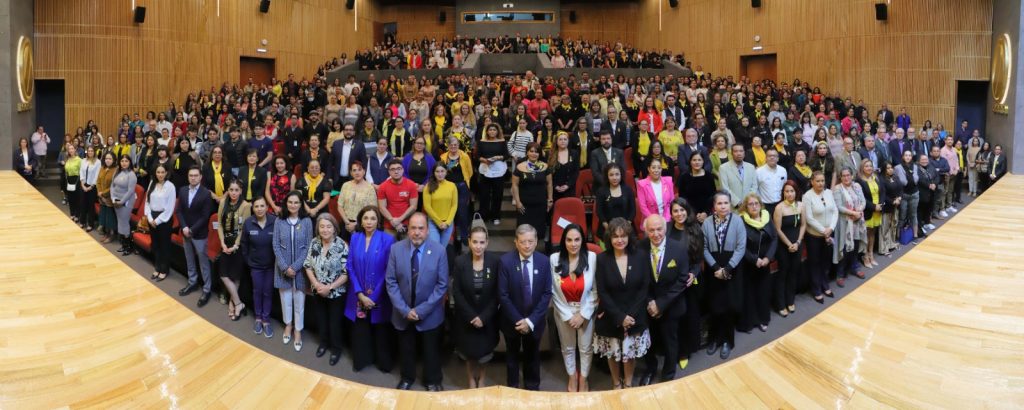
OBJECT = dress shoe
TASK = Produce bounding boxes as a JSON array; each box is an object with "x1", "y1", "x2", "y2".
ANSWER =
[
  {"x1": 836, "y1": 278, "x2": 845, "y2": 288},
  {"x1": 854, "y1": 271, "x2": 866, "y2": 279},
  {"x1": 316, "y1": 346, "x2": 328, "y2": 358},
  {"x1": 824, "y1": 290, "x2": 835, "y2": 298},
  {"x1": 758, "y1": 324, "x2": 768, "y2": 332},
  {"x1": 677, "y1": 358, "x2": 689, "y2": 370},
  {"x1": 329, "y1": 354, "x2": 340, "y2": 366},
  {"x1": 814, "y1": 296, "x2": 825, "y2": 304},
  {"x1": 425, "y1": 384, "x2": 444, "y2": 392},
  {"x1": 197, "y1": 292, "x2": 211, "y2": 307},
  {"x1": 638, "y1": 373, "x2": 653, "y2": 386},
  {"x1": 706, "y1": 343, "x2": 719, "y2": 355},
  {"x1": 395, "y1": 380, "x2": 413, "y2": 390},
  {"x1": 720, "y1": 343, "x2": 732, "y2": 360},
  {"x1": 178, "y1": 284, "x2": 198, "y2": 296}
]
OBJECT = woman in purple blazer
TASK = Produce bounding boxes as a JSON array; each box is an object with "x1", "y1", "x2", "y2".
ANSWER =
[{"x1": 345, "y1": 205, "x2": 396, "y2": 373}]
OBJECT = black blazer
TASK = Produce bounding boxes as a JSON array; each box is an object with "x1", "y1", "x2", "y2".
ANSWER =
[
  {"x1": 451, "y1": 251, "x2": 501, "y2": 326},
  {"x1": 991, "y1": 154, "x2": 1008, "y2": 179},
  {"x1": 594, "y1": 250, "x2": 650, "y2": 338},
  {"x1": 638, "y1": 238, "x2": 689, "y2": 319},
  {"x1": 237, "y1": 165, "x2": 268, "y2": 203},
  {"x1": 600, "y1": 120, "x2": 628, "y2": 149},
  {"x1": 281, "y1": 125, "x2": 306, "y2": 159},
  {"x1": 175, "y1": 184, "x2": 214, "y2": 240},
  {"x1": 330, "y1": 138, "x2": 367, "y2": 183},
  {"x1": 300, "y1": 147, "x2": 332, "y2": 175},
  {"x1": 201, "y1": 161, "x2": 231, "y2": 195},
  {"x1": 589, "y1": 146, "x2": 626, "y2": 189},
  {"x1": 856, "y1": 176, "x2": 886, "y2": 215},
  {"x1": 13, "y1": 150, "x2": 38, "y2": 177}
]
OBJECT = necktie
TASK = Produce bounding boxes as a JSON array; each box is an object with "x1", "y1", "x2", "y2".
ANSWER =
[
  {"x1": 651, "y1": 247, "x2": 661, "y2": 282},
  {"x1": 521, "y1": 259, "x2": 532, "y2": 311},
  {"x1": 410, "y1": 247, "x2": 420, "y2": 302}
]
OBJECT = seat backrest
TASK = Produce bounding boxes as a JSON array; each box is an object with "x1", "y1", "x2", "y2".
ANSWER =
[
  {"x1": 206, "y1": 213, "x2": 221, "y2": 260},
  {"x1": 550, "y1": 197, "x2": 587, "y2": 244},
  {"x1": 586, "y1": 242, "x2": 603, "y2": 255},
  {"x1": 623, "y1": 169, "x2": 637, "y2": 193},
  {"x1": 624, "y1": 147, "x2": 634, "y2": 173},
  {"x1": 575, "y1": 169, "x2": 594, "y2": 198},
  {"x1": 633, "y1": 198, "x2": 645, "y2": 240},
  {"x1": 328, "y1": 196, "x2": 341, "y2": 223}
]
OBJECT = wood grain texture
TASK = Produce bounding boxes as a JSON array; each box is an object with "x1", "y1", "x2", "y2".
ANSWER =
[
  {"x1": 34, "y1": 0, "x2": 379, "y2": 136},
  {"x1": 636, "y1": 0, "x2": 992, "y2": 129},
  {"x1": 378, "y1": 5, "x2": 456, "y2": 43},
  {"x1": 560, "y1": 2, "x2": 639, "y2": 46},
  {"x1": 1, "y1": 170, "x2": 1023, "y2": 408}
]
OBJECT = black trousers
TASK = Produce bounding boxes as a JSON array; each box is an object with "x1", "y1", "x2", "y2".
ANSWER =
[
  {"x1": 836, "y1": 242, "x2": 859, "y2": 279},
  {"x1": 918, "y1": 190, "x2": 935, "y2": 226},
  {"x1": 80, "y1": 186, "x2": 98, "y2": 227},
  {"x1": 313, "y1": 294, "x2": 345, "y2": 355},
  {"x1": 350, "y1": 317, "x2": 394, "y2": 372},
  {"x1": 806, "y1": 235, "x2": 831, "y2": 297},
  {"x1": 66, "y1": 176, "x2": 82, "y2": 220},
  {"x1": 744, "y1": 265, "x2": 772, "y2": 327},
  {"x1": 708, "y1": 312, "x2": 735, "y2": 346},
  {"x1": 953, "y1": 172, "x2": 964, "y2": 202},
  {"x1": 645, "y1": 316, "x2": 680, "y2": 381},
  {"x1": 678, "y1": 286, "x2": 702, "y2": 357},
  {"x1": 502, "y1": 328, "x2": 542, "y2": 390},
  {"x1": 774, "y1": 248, "x2": 800, "y2": 310},
  {"x1": 151, "y1": 220, "x2": 173, "y2": 274},
  {"x1": 478, "y1": 176, "x2": 505, "y2": 221},
  {"x1": 333, "y1": 174, "x2": 352, "y2": 191},
  {"x1": 397, "y1": 325, "x2": 443, "y2": 386}
]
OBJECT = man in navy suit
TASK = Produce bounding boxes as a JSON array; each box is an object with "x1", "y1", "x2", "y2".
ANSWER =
[
  {"x1": 330, "y1": 123, "x2": 367, "y2": 190},
  {"x1": 678, "y1": 128, "x2": 712, "y2": 174},
  {"x1": 385, "y1": 213, "x2": 449, "y2": 391},
  {"x1": 498, "y1": 224, "x2": 554, "y2": 390},
  {"x1": 176, "y1": 166, "x2": 215, "y2": 307}
]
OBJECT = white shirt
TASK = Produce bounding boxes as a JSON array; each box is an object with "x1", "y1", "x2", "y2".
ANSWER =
[
  {"x1": 651, "y1": 180, "x2": 664, "y2": 214},
  {"x1": 756, "y1": 164, "x2": 788, "y2": 204},
  {"x1": 144, "y1": 180, "x2": 177, "y2": 225},
  {"x1": 188, "y1": 184, "x2": 199, "y2": 207},
  {"x1": 339, "y1": 139, "x2": 353, "y2": 177}
]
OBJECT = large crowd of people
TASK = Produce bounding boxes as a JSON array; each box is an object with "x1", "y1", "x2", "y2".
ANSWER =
[
  {"x1": 18, "y1": 39, "x2": 1008, "y2": 393},
  {"x1": 354, "y1": 35, "x2": 680, "y2": 70}
]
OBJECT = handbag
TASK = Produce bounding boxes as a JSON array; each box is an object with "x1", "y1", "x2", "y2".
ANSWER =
[{"x1": 899, "y1": 224, "x2": 914, "y2": 245}]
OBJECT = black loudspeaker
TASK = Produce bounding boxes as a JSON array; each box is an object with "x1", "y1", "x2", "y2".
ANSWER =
[
  {"x1": 669, "y1": 0, "x2": 679, "y2": 7},
  {"x1": 259, "y1": 0, "x2": 270, "y2": 13},
  {"x1": 875, "y1": 3, "x2": 887, "y2": 21},
  {"x1": 133, "y1": 6, "x2": 146, "y2": 23},
  {"x1": 345, "y1": 0, "x2": 354, "y2": 10},
  {"x1": 569, "y1": 10, "x2": 576, "y2": 23},
  {"x1": 752, "y1": 0, "x2": 762, "y2": 7},
  {"x1": 439, "y1": 11, "x2": 446, "y2": 23}
]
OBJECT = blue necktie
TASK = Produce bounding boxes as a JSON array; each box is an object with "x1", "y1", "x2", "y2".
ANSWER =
[
  {"x1": 521, "y1": 259, "x2": 532, "y2": 312},
  {"x1": 410, "y1": 247, "x2": 420, "y2": 303}
]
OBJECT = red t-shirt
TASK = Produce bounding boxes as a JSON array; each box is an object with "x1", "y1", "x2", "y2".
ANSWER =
[{"x1": 377, "y1": 177, "x2": 419, "y2": 229}]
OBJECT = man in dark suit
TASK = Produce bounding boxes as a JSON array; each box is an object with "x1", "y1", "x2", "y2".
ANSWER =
[
  {"x1": 498, "y1": 224, "x2": 554, "y2": 391},
  {"x1": 990, "y1": 144, "x2": 1007, "y2": 183},
  {"x1": 589, "y1": 130, "x2": 626, "y2": 192},
  {"x1": 281, "y1": 113, "x2": 306, "y2": 162},
  {"x1": 856, "y1": 135, "x2": 887, "y2": 173},
  {"x1": 330, "y1": 123, "x2": 367, "y2": 190},
  {"x1": 638, "y1": 215, "x2": 690, "y2": 385},
  {"x1": 877, "y1": 103, "x2": 894, "y2": 128},
  {"x1": 601, "y1": 106, "x2": 629, "y2": 149},
  {"x1": 888, "y1": 127, "x2": 912, "y2": 163},
  {"x1": 678, "y1": 128, "x2": 712, "y2": 174},
  {"x1": 385, "y1": 213, "x2": 449, "y2": 391},
  {"x1": 176, "y1": 166, "x2": 215, "y2": 307},
  {"x1": 304, "y1": 111, "x2": 329, "y2": 143}
]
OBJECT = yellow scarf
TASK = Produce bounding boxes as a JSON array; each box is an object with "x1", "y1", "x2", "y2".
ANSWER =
[
  {"x1": 578, "y1": 132, "x2": 589, "y2": 165},
  {"x1": 246, "y1": 166, "x2": 255, "y2": 201},
  {"x1": 774, "y1": 142, "x2": 788, "y2": 156},
  {"x1": 637, "y1": 132, "x2": 652, "y2": 155},
  {"x1": 742, "y1": 209, "x2": 770, "y2": 229},
  {"x1": 795, "y1": 163, "x2": 812, "y2": 177},
  {"x1": 391, "y1": 129, "x2": 406, "y2": 155},
  {"x1": 305, "y1": 173, "x2": 324, "y2": 202},
  {"x1": 211, "y1": 161, "x2": 224, "y2": 196},
  {"x1": 753, "y1": 147, "x2": 766, "y2": 167}
]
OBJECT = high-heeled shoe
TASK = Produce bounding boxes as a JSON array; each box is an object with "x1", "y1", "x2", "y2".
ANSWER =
[
  {"x1": 814, "y1": 296, "x2": 825, "y2": 304},
  {"x1": 233, "y1": 303, "x2": 247, "y2": 321},
  {"x1": 228, "y1": 301, "x2": 236, "y2": 321}
]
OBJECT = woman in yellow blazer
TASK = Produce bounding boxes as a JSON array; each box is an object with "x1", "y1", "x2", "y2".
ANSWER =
[
  {"x1": 423, "y1": 162, "x2": 458, "y2": 247},
  {"x1": 440, "y1": 137, "x2": 474, "y2": 250}
]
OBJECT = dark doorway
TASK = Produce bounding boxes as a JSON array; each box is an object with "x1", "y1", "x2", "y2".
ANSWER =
[
  {"x1": 383, "y1": 22, "x2": 397, "y2": 44},
  {"x1": 240, "y1": 57, "x2": 275, "y2": 87},
  {"x1": 740, "y1": 54, "x2": 778, "y2": 82},
  {"x1": 956, "y1": 81, "x2": 988, "y2": 138},
  {"x1": 35, "y1": 79, "x2": 65, "y2": 155}
]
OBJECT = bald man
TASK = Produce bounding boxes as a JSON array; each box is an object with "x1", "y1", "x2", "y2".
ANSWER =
[{"x1": 637, "y1": 214, "x2": 690, "y2": 385}]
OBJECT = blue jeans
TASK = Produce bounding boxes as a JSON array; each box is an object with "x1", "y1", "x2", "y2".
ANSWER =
[{"x1": 428, "y1": 220, "x2": 455, "y2": 246}]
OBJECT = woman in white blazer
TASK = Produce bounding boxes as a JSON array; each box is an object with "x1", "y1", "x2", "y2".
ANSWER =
[{"x1": 549, "y1": 224, "x2": 598, "y2": 392}]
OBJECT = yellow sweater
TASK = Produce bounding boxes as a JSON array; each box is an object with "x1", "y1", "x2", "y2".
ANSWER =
[{"x1": 423, "y1": 180, "x2": 458, "y2": 225}]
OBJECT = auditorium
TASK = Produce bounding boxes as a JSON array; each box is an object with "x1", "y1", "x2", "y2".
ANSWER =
[{"x1": 2, "y1": 0, "x2": 1023, "y2": 407}]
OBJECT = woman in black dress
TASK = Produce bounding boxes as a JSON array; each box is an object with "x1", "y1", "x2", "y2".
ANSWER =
[
  {"x1": 772, "y1": 181, "x2": 805, "y2": 317},
  {"x1": 548, "y1": 131, "x2": 579, "y2": 202},
  {"x1": 667, "y1": 197, "x2": 705, "y2": 367},
  {"x1": 738, "y1": 194, "x2": 778, "y2": 334},
  {"x1": 511, "y1": 142, "x2": 553, "y2": 242},
  {"x1": 677, "y1": 151, "x2": 716, "y2": 222},
  {"x1": 450, "y1": 225, "x2": 501, "y2": 388},
  {"x1": 595, "y1": 163, "x2": 635, "y2": 240}
]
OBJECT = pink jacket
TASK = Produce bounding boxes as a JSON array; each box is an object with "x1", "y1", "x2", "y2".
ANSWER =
[{"x1": 636, "y1": 176, "x2": 675, "y2": 220}]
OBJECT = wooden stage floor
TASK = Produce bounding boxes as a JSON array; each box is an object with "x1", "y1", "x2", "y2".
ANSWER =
[{"x1": 1, "y1": 171, "x2": 1023, "y2": 408}]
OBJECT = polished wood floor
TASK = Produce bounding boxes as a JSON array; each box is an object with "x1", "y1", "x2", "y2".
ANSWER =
[{"x1": 1, "y1": 171, "x2": 1023, "y2": 408}]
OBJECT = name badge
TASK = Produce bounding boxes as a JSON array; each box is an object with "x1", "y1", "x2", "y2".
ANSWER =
[{"x1": 249, "y1": 230, "x2": 259, "y2": 235}]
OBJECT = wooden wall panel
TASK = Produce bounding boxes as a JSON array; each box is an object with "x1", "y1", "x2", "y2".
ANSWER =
[
  {"x1": 636, "y1": 0, "x2": 992, "y2": 128},
  {"x1": 378, "y1": 5, "x2": 456, "y2": 43},
  {"x1": 560, "y1": 3, "x2": 639, "y2": 46},
  {"x1": 35, "y1": 0, "x2": 377, "y2": 135}
]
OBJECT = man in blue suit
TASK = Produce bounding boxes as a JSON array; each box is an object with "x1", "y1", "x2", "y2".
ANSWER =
[
  {"x1": 498, "y1": 224, "x2": 554, "y2": 390},
  {"x1": 176, "y1": 166, "x2": 215, "y2": 307},
  {"x1": 385, "y1": 213, "x2": 448, "y2": 391}
]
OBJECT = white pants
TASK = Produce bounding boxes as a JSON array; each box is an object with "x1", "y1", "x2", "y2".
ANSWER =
[
  {"x1": 553, "y1": 303, "x2": 594, "y2": 377},
  {"x1": 279, "y1": 288, "x2": 305, "y2": 331}
]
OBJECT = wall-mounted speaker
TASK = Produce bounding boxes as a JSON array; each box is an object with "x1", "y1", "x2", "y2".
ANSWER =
[
  {"x1": 439, "y1": 11, "x2": 446, "y2": 24},
  {"x1": 569, "y1": 10, "x2": 576, "y2": 23},
  {"x1": 133, "y1": 6, "x2": 146, "y2": 23},
  {"x1": 752, "y1": 0, "x2": 762, "y2": 8},
  {"x1": 345, "y1": 0, "x2": 354, "y2": 10},
  {"x1": 259, "y1": 0, "x2": 270, "y2": 13},
  {"x1": 875, "y1": 3, "x2": 888, "y2": 21},
  {"x1": 669, "y1": 0, "x2": 679, "y2": 7}
]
